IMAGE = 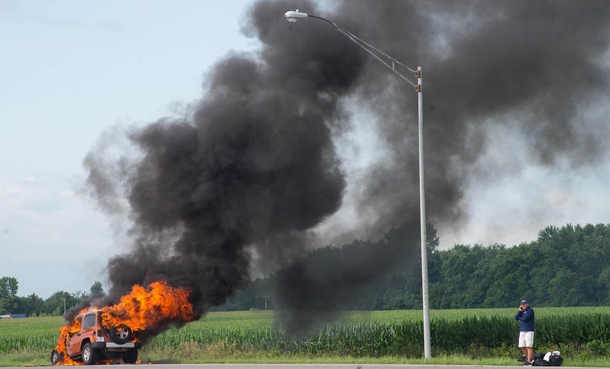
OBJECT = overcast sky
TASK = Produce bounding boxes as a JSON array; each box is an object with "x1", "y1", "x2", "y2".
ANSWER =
[{"x1": 1, "y1": 0, "x2": 608, "y2": 299}]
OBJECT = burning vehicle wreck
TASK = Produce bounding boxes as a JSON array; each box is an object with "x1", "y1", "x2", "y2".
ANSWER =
[
  {"x1": 51, "y1": 281, "x2": 196, "y2": 365},
  {"x1": 51, "y1": 309, "x2": 141, "y2": 365}
]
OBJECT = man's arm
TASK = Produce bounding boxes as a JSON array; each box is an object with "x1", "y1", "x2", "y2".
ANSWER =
[
  {"x1": 520, "y1": 310, "x2": 533, "y2": 322},
  {"x1": 515, "y1": 311, "x2": 524, "y2": 320}
]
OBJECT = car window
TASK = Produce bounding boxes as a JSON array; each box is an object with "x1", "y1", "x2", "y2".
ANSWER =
[{"x1": 83, "y1": 314, "x2": 96, "y2": 329}]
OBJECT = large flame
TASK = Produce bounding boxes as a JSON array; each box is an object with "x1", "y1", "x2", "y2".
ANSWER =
[
  {"x1": 53, "y1": 281, "x2": 196, "y2": 365},
  {"x1": 55, "y1": 318, "x2": 83, "y2": 366},
  {"x1": 101, "y1": 281, "x2": 195, "y2": 332}
]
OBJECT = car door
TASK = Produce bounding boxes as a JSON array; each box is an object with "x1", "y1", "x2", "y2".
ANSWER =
[
  {"x1": 66, "y1": 316, "x2": 83, "y2": 357},
  {"x1": 80, "y1": 313, "x2": 98, "y2": 349}
]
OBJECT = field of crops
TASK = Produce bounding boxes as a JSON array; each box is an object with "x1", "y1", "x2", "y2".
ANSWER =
[
  {"x1": 2, "y1": 307, "x2": 610, "y2": 365},
  {"x1": 143, "y1": 307, "x2": 610, "y2": 357},
  {"x1": 0, "y1": 315, "x2": 60, "y2": 353}
]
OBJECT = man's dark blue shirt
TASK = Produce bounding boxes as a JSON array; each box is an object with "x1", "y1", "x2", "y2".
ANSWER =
[{"x1": 515, "y1": 307, "x2": 535, "y2": 331}]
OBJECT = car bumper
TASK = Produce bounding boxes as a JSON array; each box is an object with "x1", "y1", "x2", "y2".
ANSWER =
[{"x1": 91, "y1": 342, "x2": 141, "y2": 350}]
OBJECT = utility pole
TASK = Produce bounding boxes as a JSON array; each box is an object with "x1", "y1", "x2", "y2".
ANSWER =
[
  {"x1": 263, "y1": 295, "x2": 268, "y2": 311},
  {"x1": 63, "y1": 298, "x2": 66, "y2": 315}
]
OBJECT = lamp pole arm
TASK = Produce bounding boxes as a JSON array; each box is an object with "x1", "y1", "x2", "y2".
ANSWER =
[{"x1": 306, "y1": 14, "x2": 418, "y2": 89}]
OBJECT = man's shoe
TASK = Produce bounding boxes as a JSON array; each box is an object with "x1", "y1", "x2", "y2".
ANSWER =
[
  {"x1": 517, "y1": 355, "x2": 527, "y2": 362},
  {"x1": 521, "y1": 361, "x2": 532, "y2": 366}
]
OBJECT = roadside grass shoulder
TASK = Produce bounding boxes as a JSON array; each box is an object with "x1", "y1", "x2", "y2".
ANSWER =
[
  {"x1": 140, "y1": 345, "x2": 610, "y2": 367},
  {"x1": 3, "y1": 347, "x2": 610, "y2": 367},
  {"x1": 0, "y1": 348, "x2": 49, "y2": 367}
]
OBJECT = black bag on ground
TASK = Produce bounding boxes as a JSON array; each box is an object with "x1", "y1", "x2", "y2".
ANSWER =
[
  {"x1": 548, "y1": 353, "x2": 563, "y2": 366},
  {"x1": 531, "y1": 352, "x2": 547, "y2": 366},
  {"x1": 518, "y1": 352, "x2": 562, "y2": 366}
]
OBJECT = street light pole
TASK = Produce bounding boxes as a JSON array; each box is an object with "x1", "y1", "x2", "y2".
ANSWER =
[
  {"x1": 284, "y1": 10, "x2": 431, "y2": 359},
  {"x1": 417, "y1": 67, "x2": 431, "y2": 358}
]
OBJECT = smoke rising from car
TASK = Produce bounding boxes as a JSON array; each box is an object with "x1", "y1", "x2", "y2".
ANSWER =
[
  {"x1": 83, "y1": 0, "x2": 610, "y2": 332},
  {"x1": 84, "y1": 0, "x2": 364, "y2": 325}
]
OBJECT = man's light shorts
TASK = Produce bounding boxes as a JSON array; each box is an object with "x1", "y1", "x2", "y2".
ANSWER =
[{"x1": 519, "y1": 331, "x2": 534, "y2": 347}]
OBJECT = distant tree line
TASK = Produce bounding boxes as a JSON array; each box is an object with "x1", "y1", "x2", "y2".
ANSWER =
[
  {"x1": 0, "y1": 280, "x2": 104, "y2": 317},
  {"x1": 214, "y1": 222, "x2": 610, "y2": 311},
  {"x1": 4, "y1": 222, "x2": 609, "y2": 315}
]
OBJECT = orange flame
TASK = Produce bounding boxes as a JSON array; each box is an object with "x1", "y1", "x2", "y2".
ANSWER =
[
  {"x1": 101, "y1": 281, "x2": 196, "y2": 332},
  {"x1": 54, "y1": 316, "x2": 84, "y2": 366},
  {"x1": 53, "y1": 281, "x2": 195, "y2": 366}
]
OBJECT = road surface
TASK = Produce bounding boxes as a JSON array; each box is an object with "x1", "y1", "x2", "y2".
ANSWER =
[{"x1": 3, "y1": 364, "x2": 593, "y2": 369}]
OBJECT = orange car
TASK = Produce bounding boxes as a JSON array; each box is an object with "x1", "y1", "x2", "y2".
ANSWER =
[{"x1": 51, "y1": 310, "x2": 141, "y2": 365}]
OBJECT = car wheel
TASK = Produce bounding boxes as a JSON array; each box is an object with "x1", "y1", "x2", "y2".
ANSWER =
[
  {"x1": 123, "y1": 349, "x2": 138, "y2": 364},
  {"x1": 50, "y1": 349, "x2": 64, "y2": 365},
  {"x1": 110, "y1": 325, "x2": 133, "y2": 344},
  {"x1": 81, "y1": 343, "x2": 98, "y2": 365}
]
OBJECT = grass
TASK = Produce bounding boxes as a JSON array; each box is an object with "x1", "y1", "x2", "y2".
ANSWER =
[
  {"x1": 5, "y1": 347, "x2": 610, "y2": 367},
  {"x1": 2, "y1": 308, "x2": 610, "y2": 366}
]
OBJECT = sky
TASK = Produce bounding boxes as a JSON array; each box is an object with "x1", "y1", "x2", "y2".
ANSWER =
[
  {"x1": 0, "y1": 0, "x2": 257, "y2": 297},
  {"x1": 1, "y1": 0, "x2": 609, "y2": 299}
]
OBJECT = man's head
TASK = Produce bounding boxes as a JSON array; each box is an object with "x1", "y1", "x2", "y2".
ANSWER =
[{"x1": 520, "y1": 299, "x2": 529, "y2": 309}]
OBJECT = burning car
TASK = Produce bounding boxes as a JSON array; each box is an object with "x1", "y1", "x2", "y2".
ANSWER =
[
  {"x1": 51, "y1": 281, "x2": 197, "y2": 366},
  {"x1": 50, "y1": 309, "x2": 140, "y2": 365}
]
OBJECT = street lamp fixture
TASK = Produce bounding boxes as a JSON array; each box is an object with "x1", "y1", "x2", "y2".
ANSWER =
[
  {"x1": 284, "y1": 10, "x2": 308, "y2": 22},
  {"x1": 284, "y1": 9, "x2": 431, "y2": 359}
]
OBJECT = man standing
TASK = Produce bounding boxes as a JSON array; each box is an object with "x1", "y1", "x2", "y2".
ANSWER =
[{"x1": 515, "y1": 299, "x2": 535, "y2": 366}]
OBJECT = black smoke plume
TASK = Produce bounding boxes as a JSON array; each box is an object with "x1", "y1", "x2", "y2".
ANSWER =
[
  {"x1": 83, "y1": 0, "x2": 610, "y2": 332},
  {"x1": 320, "y1": 0, "x2": 610, "y2": 238},
  {"x1": 84, "y1": 0, "x2": 363, "y2": 324}
]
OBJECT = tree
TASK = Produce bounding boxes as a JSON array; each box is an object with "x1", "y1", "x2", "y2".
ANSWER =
[
  {"x1": 0, "y1": 277, "x2": 18, "y2": 298},
  {"x1": 44, "y1": 291, "x2": 83, "y2": 316},
  {"x1": 7, "y1": 277, "x2": 18, "y2": 296},
  {"x1": 26, "y1": 293, "x2": 45, "y2": 316},
  {"x1": 0, "y1": 296, "x2": 27, "y2": 315},
  {"x1": 90, "y1": 281, "x2": 104, "y2": 296}
]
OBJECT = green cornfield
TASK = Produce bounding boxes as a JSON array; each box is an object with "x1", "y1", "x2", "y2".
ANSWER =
[
  {"x1": 0, "y1": 316, "x2": 60, "y2": 352},
  {"x1": 3, "y1": 307, "x2": 610, "y2": 358}
]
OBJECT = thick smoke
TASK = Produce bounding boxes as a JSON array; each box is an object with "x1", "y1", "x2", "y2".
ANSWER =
[
  {"x1": 85, "y1": 0, "x2": 364, "y2": 321},
  {"x1": 333, "y1": 0, "x2": 610, "y2": 236},
  {"x1": 83, "y1": 0, "x2": 610, "y2": 332}
]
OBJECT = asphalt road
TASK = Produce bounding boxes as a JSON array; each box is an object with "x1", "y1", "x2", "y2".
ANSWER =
[
  {"x1": 95, "y1": 365, "x2": 588, "y2": 369},
  {"x1": 2, "y1": 365, "x2": 593, "y2": 369}
]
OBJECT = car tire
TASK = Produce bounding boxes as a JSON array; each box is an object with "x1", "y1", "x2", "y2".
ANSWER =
[
  {"x1": 50, "y1": 349, "x2": 64, "y2": 365},
  {"x1": 123, "y1": 349, "x2": 138, "y2": 364},
  {"x1": 81, "y1": 343, "x2": 98, "y2": 365},
  {"x1": 110, "y1": 325, "x2": 133, "y2": 344}
]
